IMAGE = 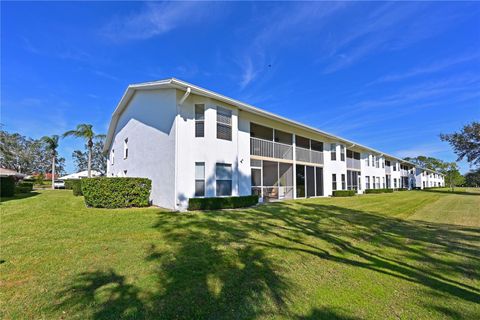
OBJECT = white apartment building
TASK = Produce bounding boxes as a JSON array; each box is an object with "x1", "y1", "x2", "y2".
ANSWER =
[{"x1": 104, "y1": 78, "x2": 444, "y2": 210}]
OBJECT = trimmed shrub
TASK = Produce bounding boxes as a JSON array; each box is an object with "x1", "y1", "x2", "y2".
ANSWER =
[
  {"x1": 64, "y1": 179, "x2": 76, "y2": 190},
  {"x1": 365, "y1": 188, "x2": 394, "y2": 194},
  {"x1": 18, "y1": 182, "x2": 34, "y2": 191},
  {"x1": 15, "y1": 186, "x2": 31, "y2": 194},
  {"x1": 82, "y1": 178, "x2": 151, "y2": 208},
  {"x1": 332, "y1": 190, "x2": 356, "y2": 197},
  {"x1": 396, "y1": 188, "x2": 408, "y2": 191},
  {"x1": 188, "y1": 195, "x2": 259, "y2": 211},
  {"x1": 67, "y1": 180, "x2": 83, "y2": 196},
  {"x1": 1, "y1": 176, "x2": 15, "y2": 197}
]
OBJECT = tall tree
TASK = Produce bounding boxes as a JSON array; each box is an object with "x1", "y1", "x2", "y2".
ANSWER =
[
  {"x1": 443, "y1": 162, "x2": 465, "y2": 191},
  {"x1": 40, "y1": 135, "x2": 60, "y2": 189},
  {"x1": 440, "y1": 121, "x2": 480, "y2": 167},
  {"x1": 464, "y1": 168, "x2": 480, "y2": 187},
  {"x1": 0, "y1": 129, "x2": 64, "y2": 175},
  {"x1": 403, "y1": 156, "x2": 445, "y2": 171},
  {"x1": 72, "y1": 136, "x2": 107, "y2": 174},
  {"x1": 63, "y1": 124, "x2": 105, "y2": 178}
]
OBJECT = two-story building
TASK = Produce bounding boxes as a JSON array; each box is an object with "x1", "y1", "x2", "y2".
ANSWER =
[{"x1": 104, "y1": 78, "x2": 444, "y2": 210}]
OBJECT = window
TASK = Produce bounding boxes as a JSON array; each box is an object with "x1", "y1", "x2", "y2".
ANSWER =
[
  {"x1": 381, "y1": 159, "x2": 385, "y2": 168},
  {"x1": 366, "y1": 155, "x2": 370, "y2": 167},
  {"x1": 340, "y1": 145, "x2": 345, "y2": 161},
  {"x1": 393, "y1": 163, "x2": 397, "y2": 171},
  {"x1": 123, "y1": 170, "x2": 127, "y2": 176},
  {"x1": 216, "y1": 107, "x2": 232, "y2": 141},
  {"x1": 330, "y1": 144, "x2": 337, "y2": 161},
  {"x1": 332, "y1": 174, "x2": 337, "y2": 191},
  {"x1": 372, "y1": 176, "x2": 376, "y2": 189},
  {"x1": 216, "y1": 163, "x2": 232, "y2": 196},
  {"x1": 366, "y1": 176, "x2": 370, "y2": 189},
  {"x1": 195, "y1": 104, "x2": 205, "y2": 137},
  {"x1": 195, "y1": 162, "x2": 205, "y2": 197},
  {"x1": 341, "y1": 174, "x2": 346, "y2": 190},
  {"x1": 376, "y1": 177, "x2": 380, "y2": 189},
  {"x1": 394, "y1": 178, "x2": 397, "y2": 188},
  {"x1": 382, "y1": 177, "x2": 385, "y2": 188},
  {"x1": 376, "y1": 157, "x2": 380, "y2": 168},
  {"x1": 111, "y1": 149, "x2": 114, "y2": 165},
  {"x1": 124, "y1": 138, "x2": 128, "y2": 159}
]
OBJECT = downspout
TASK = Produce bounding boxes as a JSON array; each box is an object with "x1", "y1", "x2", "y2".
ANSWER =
[{"x1": 174, "y1": 87, "x2": 191, "y2": 210}]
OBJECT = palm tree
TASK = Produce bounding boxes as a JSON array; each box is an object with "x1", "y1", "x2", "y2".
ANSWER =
[
  {"x1": 63, "y1": 124, "x2": 105, "y2": 178},
  {"x1": 41, "y1": 135, "x2": 59, "y2": 190}
]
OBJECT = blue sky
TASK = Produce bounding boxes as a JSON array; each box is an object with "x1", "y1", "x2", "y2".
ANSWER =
[{"x1": 2, "y1": 1, "x2": 479, "y2": 173}]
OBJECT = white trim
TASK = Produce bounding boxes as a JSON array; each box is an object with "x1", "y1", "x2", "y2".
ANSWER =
[{"x1": 103, "y1": 78, "x2": 444, "y2": 176}]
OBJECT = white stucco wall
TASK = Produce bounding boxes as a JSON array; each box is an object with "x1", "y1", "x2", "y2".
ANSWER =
[
  {"x1": 175, "y1": 91, "x2": 251, "y2": 210},
  {"x1": 106, "y1": 89, "x2": 177, "y2": 209}
]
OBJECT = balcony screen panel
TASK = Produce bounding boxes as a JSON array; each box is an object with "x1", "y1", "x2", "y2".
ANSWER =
[
  {"x1": 279, "y1": 163, "x2": 293, "y2": 186},
  {"x1": 296, "y1": 136, "x2": 310, "y2": 149},
  {"x1": 251, "y1": 168, "x2": 261, "y2": 186},
  {"x1": 311, "y1": 140, "x2": 323, "y2": 152},
  {"x1": 354, "y1": 152, "x2": 360, "y2": 160},
  {"x1": 306, "y1": 166, "x2": 315, "y2": 197},
  {"x1": 296, "y1": 165, "x2": 305, "y2": 198},
  {"x1": 274, "y1": 130, "x2": 293, "y2": 145},
  {"x1": 315, "y1": 167, "x2": 323, "y2": 196},
  {"x1": 263, "y1": 161, "x2": 278, "y2": 186},
  {"x1": 250, "y1": 123, "x2": 273, "y2": 140}
]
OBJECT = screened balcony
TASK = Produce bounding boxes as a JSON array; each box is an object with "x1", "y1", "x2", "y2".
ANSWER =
[
  {"x1": 250, "y1": 123, "x2": 324, "y2": 165},
  {"x1": 346, "y1": 150, "x2": 361, "y2": 170},
  {"x1": 294, "y1": 135, "x2": 324, "y2": 165},
  {"x1": 250, "y1": 123, "x2": 293, "y2": 160}
]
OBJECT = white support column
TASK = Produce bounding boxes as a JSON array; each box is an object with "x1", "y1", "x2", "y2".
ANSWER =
[{"x1": 292, "y1": 134, "x2": 297, "y2": 199}]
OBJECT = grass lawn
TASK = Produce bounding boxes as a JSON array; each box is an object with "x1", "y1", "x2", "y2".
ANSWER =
[{"x1": 1, "y1": 189, "x2": 479, "y2": 319}]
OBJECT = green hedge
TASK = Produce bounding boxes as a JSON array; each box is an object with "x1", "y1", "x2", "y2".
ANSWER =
[
  {"x1": 365, "y1": 188, "x2": 394, "y2": 194},
  {"x1": 396, "y1": 188, "x2": 408, "y2": 191},
  {"x1": 64, "y1": 179, "x2": 76, "y2": 190},
  {"x1": 82, "y1": 178, "x2": 151, "y2": 208},
  {"x1": 15, "y1": 186, "x2": 31, "y2": 194},
  {"x1": 332, "y1": 190, "x2": 356, "y2": 197},
  {"x1": 1, "y1": 176, "x2": 15, "y2": 197},
  {"x1": 66, "y1": 180, "x2": 83, "y2": 196},
  {"x1": 18, "y1": 182, "x2": 34, "y2": 191},
  {"x1": 188, "y1": 195, "x2": 259, "y2": 211}
]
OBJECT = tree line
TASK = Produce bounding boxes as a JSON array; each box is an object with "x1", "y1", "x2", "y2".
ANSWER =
[
  {"x1": 0, "y1": 123, "x2": 106, "y2": 189},
  {"x1": 1, "y1": 121, "x2": 479, "y2": 189}
]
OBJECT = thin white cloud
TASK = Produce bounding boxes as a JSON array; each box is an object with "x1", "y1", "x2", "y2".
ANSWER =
[
  {"x1": 394, "y1": 143, "x2": 451, "y2": 159},
  {"x1": 369, "y1": 52, "x2": 480, "y2": 85},
  {"x1": 235, "y1": 2, "x2": 345, "y2": 89},
  {"x1": 101, "y1": 2, "x2": 213, "y2": 42},
  {"x1": 322, "y1": 3, "x2": 476, "y2": 73}
]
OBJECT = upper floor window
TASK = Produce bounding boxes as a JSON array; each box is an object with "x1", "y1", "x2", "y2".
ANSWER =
[
  {"x1": 340, "y1": 145, "x2": 345, "y2": 161},
  {"x1": 375, "y1": 157, "x2": 380, "y2": 168},
  {"x1": 393, "y1": 163, "x2": 397, "y2": 171},
  {"x1": 366, "y1": 155, "x2": 370, "y2": 167},
  {"x1": 195, "y1": 104, "x2": 205, "y2": 137},
  {"x1": 124, "y1": 138, "x2": 128, "y2": 159},
  {"x1": 330, "y1": 143, "x2": 337, "y2": 161},
  {"x1": 217, "y1": 107, "x2": 232, "y2": 141},
  {"x1": 216, "y1": 163, "x2": 232, "y2": 196}
]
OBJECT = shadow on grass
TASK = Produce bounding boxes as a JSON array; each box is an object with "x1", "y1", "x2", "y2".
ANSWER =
[
  {"x1": 0, "y1": 192, "x2": 40, "y2": 203},
  {"x1": 55, "y1": 199, "x2": 480, "y2": 319},
  {"x1": 420, "y1": 188, "x2": 480, "y2": 196}
]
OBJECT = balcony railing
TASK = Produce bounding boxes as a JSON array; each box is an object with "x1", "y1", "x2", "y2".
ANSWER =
[
  {"x1": 346, "y1": 158, "x2": 361, "y2": 170},
  {"x1": 250, "y1": 137, "x2": 293, "y2": 160},
  {"x1": 385, "y1": 166, "x2": 391, "y2": 174},
  {"x1": 295, "y1": 147, "x2": 323, "y2": 164}
]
